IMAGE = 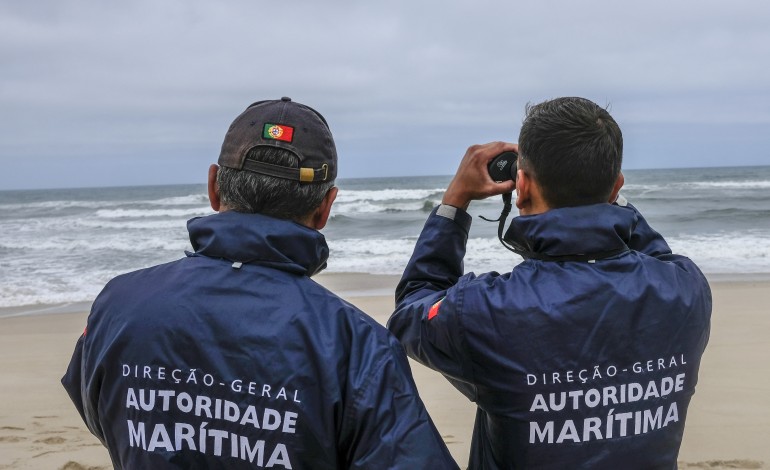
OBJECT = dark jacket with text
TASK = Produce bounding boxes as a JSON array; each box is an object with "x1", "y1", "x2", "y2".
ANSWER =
[
  {"x1": 62, "y1": 210, "x2": 457, "y2": 469},
  {"x1": 388, "y1": 200, "x2": 711, "y2": 469}
]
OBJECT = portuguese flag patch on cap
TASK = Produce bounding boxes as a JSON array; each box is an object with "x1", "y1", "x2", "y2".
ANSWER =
[{"x1": 263, "y1": 123, "x2": 294, "y2": 143}]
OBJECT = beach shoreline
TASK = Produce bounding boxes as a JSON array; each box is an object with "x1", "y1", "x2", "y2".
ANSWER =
[{"x1": 0, "y1": 273, "x2": 767, "y2": 469}]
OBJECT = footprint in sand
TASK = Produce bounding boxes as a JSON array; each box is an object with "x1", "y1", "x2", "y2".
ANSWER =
[
  {"x1": 679, "y1": 460, "x2": 765, "y2": 469},
  {"x1": 35, "y1": 436, "x2": 66, "y2": 445},
  {"x1": 0, "y1": 426, "x2": 25, "y2": 431},
  {"x1": 0, "y1": 435, "x2": 27, "y2": 443},
  {"x1": 60, "y1": 461, "x2": 109, "y2": 470}
]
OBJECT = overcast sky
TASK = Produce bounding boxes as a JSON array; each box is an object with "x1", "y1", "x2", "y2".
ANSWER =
[{"x1": 1, "y1": 1, "x2": 769, "y2": 189}]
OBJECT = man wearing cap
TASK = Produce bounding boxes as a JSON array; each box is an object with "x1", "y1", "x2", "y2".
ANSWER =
[{"x1": 62, "y1": 97, "x2": 458, "y2": 469}]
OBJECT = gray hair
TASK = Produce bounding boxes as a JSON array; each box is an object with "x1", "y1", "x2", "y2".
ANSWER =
[{"x1": 216, "y1": 146, "x2": 335, "y2": 221}]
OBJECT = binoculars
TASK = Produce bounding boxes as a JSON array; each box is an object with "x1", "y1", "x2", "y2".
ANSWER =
[{"x1": 487, "y1": 151, "x2": 518, "y2": 183}]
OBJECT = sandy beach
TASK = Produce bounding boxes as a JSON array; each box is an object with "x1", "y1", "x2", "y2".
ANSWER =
[{"x1": 0, "y1": 273, "x2": 767, "y2": 469}]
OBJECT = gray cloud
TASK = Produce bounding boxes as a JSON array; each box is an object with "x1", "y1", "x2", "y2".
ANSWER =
[{"x1": 1, "y1": 0, "x2": 769, "y2": 188}]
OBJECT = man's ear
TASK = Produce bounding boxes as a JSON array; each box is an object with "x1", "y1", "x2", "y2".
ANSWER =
[
  {"x1": 609, "y1": 172, "x2": 625, "y2": 203},
  {"x1": 514, "y1": 168, "x2": 532, "y2": 211},
  {"x1": 208, "y1": 164, "x2": 222, "y2": 212},
  {"x1": 515, "y1": 169, "x2": 550, "y2": 215},
  {"x1": 309, "y1": 186, "x2": 338, "y2": 230}
]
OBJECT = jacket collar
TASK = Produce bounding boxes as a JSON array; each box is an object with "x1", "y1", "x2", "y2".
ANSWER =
[
  {"x1": 503, "y1": 203, "x2": 637, "y2": 259},
  {"x1": 186, "y1": 211, "x2": 329, "y2": 276}
]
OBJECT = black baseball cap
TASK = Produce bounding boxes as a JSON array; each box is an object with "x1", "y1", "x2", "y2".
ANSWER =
[{"x1": 218, "y1": 97, "x2": 337, "y2": 183}]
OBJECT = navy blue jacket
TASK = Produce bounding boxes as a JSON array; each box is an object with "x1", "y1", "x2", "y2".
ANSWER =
[
  {"x1": 388, "y1": 199, "x2": 711, "y2": 469},
  {"x1": 62, "y1": 210, "x2": 457, "y2": 469}
]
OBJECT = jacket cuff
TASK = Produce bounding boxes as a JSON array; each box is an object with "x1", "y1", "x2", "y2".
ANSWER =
[{"x1": 435, "y1": 204, "x2": 472, "y2": 233}]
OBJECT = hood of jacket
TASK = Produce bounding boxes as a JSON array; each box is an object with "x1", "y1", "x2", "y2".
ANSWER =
[
  {"x1": 503, "y1": 203, "x2": 638, "y2": 259},
  {"x1": 186, "y1": 210, "x2": 329, "y2": 276}
]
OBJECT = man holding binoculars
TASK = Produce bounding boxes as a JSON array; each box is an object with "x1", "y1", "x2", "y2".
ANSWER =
[{"x1": 388, "y1": 97, "x2": 712, "y2": 469}]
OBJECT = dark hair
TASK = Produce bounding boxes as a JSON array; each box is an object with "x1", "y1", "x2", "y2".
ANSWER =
[
  {"x1": 518, "y1": 97, "x2": 623, "y2": 208},
  {"x1": 216, "y1": 146, "x2": 335, "y2": 221}
]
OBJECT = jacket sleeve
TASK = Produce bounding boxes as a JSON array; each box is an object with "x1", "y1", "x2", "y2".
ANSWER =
[
  {"x1": 61, "y1": 333, "x2": 88, "y2": 425},
  {"x1": 342, "y1": 336, "x2": 459, "y2": 470},
  {"x1": 387, "y1": 205, "x2": 479, "y2": 400},
  {"x1": 61, "y1": 294, "x2": 111, "y2": 446},
  {"x1": 395, "y1": 205, "x2": 470, "y2": 305}
]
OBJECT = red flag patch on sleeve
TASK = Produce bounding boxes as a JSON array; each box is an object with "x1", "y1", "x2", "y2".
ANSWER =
[{"x1": 428, "y1": 298, "x2": 444, "y2": 320}]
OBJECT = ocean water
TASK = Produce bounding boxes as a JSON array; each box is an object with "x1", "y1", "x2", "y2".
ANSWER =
[{"x1": 1, "y1": 166, "x2": 769, "y2": 310}]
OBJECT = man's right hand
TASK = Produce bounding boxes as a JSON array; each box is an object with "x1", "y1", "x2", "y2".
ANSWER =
[{"x1": 441, "y1": 142, "x2": 518, "y2": 211}]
